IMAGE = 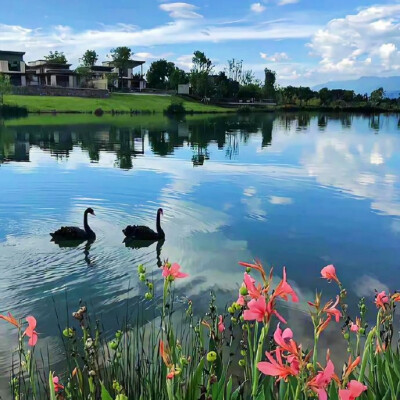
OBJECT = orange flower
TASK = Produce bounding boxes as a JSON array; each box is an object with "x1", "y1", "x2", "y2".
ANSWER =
[
  {"x1": 160, "y1": 340, "x2": 173, "y2": 368},
  {"x1": 343, "y1": 356, "x2": 360, "y2": 380},
  {"x1": 239, "y1": 260, "x2": 267, "y2": 283},
  {"x1": 392, "y1": 293, "x2": 400, "y2": 302},
  {"x1": 323, "y1": 296, "x2": 342, "y2": 323},
  {"x1": 0, "y1": 312, "x2": 20, "y2": 328}
]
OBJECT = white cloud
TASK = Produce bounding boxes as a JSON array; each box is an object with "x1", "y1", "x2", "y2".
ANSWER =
[
  {"x1": 0, "y1": 19, "x2": 319, "y2": 68},
  {"x1": 159, "y1": 2, "x2": 203, "y2": 19},
  {"x1": 251, "y1": 3, "x2": 266, "y2": 13},
  {"x1": 269, "y1": 196, "x2": 293, "y2": 205},
  {"x1": 260, "y1": 51, "x2": 290, "y2": 62},
  {"x1": 278, "y1": 0, "x2": 299, "y2": 5},
  {"x1": 307, "y1": 5, "x2": 400, "y2": 80},
  {"x1": 135, "y1": 52, "x2": 174, "y2": 60}
]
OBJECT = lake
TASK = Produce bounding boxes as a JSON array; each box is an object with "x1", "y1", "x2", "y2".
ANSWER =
[{"x1": 1, "y1": 112, "x2": 400, "y2": 392}]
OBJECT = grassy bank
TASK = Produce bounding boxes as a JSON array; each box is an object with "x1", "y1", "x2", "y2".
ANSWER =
[{"x1": 3, "y1": 93, "x2": 232, "y2": 114}]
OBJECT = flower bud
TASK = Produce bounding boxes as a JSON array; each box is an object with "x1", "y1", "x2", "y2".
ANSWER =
[
  {"x1": 344, "y1": 332, "x2": 350, "y2": 340},
  {"x1": 238, "y1": 359, "x2": 246, "y2": 367},
  {"x1": 206, "y1": 351, "x2": 217, "y2": 362},
  {"x1": 246, "y1": 267, "x2": 251, "y2": 273},
  {"x1": 138, "y1": 264, "x2": 146, "y2": 274},
  {"x1": 228, "y1": 307, "x2": 234, "y2": 314},
  {"x1": 145, "y1": 292, "x2": 153, "y2": 300},
  {"x1": 109, "y1": 340, "x2": 118, "y2": 350},
  {"x1": 139, "y1": 273, "x2": 146, "y2": 282},
  {"x1": 239, "y1": 287, "x2": 248, "y2": 296}
]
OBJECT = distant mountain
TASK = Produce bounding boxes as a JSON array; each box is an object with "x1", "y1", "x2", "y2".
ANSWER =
[{"x1": 312, "y1": 76, "x2": 400, "y2": 97}]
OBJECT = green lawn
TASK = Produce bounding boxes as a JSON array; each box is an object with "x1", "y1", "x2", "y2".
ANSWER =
[{"x1": 3, "y1": 93, "x2": 232, "y2": 113}]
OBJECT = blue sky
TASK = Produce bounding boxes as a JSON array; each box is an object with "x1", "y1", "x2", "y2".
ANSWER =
[{"x1": 1, "y1": 1, "x2": 400, "y2": 86}]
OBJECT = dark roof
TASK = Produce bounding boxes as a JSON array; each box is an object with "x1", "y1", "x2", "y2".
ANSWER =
[
  {"x1": 103, "y1": 60, "x2": 145, "y2": 68},
  {"x1": 27, "y1": 61, "x2": 72, "y2": 67},
  {"x1": 0, "y1": 50, "x2": 25, "y2": 56},
  {"x1": 90, "y1": 65, "x2": 114, "y2": 72}
]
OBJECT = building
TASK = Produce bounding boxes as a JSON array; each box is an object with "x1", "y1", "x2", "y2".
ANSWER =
[
  {"x1": 0, "y1": 50, "x2": 27, "y2": 86},
  {"x1": 26, "y1": 60, "x2": 77, "y2": 87},
  {"x1": 178, "y1": 84, "x2": 191, "y2": 95},
  {"x1": 102, "y1": 60, "x2": 146, "y2": 91},
  {"x1": 77, "y1": 65, "x2": 114, "y2": 90}
]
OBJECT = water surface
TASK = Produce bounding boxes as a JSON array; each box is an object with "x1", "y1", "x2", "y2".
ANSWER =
[{"x1": 1, "y1": 112, "x2": 400, "y2": 390}]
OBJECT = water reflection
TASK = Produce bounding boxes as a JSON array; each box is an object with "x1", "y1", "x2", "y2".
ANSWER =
[{"x1": 1, "y1": 112, "x2": 400, "y2": 395}]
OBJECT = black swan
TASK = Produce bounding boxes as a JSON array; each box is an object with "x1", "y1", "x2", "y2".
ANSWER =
[
  {"x1": 50, "y1": 208, "x2": 96, "y2": 242},
  {"x1": 123, "y1": 208, "x2": 165, "y2": 240}
]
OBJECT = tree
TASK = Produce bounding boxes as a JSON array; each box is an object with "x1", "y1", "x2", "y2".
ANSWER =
[
  {"x1": 264, "y1": 68, "x2": 276, "y2": 99},
  {"x1": 192, "y1": 51, "x2": 213, "y2": 74},
  {"x1": 0, "y1": 74, "x2": 12, "y2": 105},
  {"x1": 110, "y1": 47, "x2": 133, "y2": 89},
  {"x1": 168, "y1": 68, "x2": 189, "y2": 90},
  {"x1": 80, "y1": 50, "x2": 98, "y2": 67},
  {"x1": 240, "y1": 70, "x2": 256, "y2": 86},
  {"x1": 44, "y1": 51, "x2": 67, "y2": 64},
  {"x1": 146, "y1": 59, "x2": 176, "y2": 89},
  {"x1": 190, "y1": 51, "x2": 213, "y2": 96},
  {"x1": 227, "y1": 59, "x2": 243, "y2": 82},
  {"x1": 238, "y1": 84, "x2": 263, "y2": 100},
  {"x1": 370, "y1": 87, "x2": 385, "y2": 103},
  {"x1": 75, "y1": 67, "x2": 92, "y2": 87}
]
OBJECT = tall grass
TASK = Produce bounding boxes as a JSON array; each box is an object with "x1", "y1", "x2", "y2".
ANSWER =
[{"x1": 2, "y1": 259, "x2": 400, "y2": 399}]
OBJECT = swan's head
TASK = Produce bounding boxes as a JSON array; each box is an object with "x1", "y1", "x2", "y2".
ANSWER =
[
  {"x1": 158, "y1": 208, "x2": 164, "y2": 216},
  {"x1": 86, "y1": 207, "x2": 96, "y2": 216}
]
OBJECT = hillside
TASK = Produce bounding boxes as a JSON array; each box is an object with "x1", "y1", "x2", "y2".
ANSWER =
[{"x1": 312, "y1": 76, "x2": 400, "y2": 97}]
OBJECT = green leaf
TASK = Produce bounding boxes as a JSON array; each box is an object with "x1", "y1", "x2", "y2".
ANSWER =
[
  {"x1": 100, "y1": 382, "x2": 113, "y2": 400},
  {"x1": 226, "y1": 376, "x2": 233, "y2": 400},
  {"x1": 186, "y1": 358, "x2": 204, "y2": 400},
  {"x1": 49, "y1": 372, "x2": 57, "y2": 400}
]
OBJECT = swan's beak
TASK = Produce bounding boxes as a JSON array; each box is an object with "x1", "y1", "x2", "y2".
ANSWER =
[{"x1": 92, "y1": 212, "x2": 96, "y2": 216}]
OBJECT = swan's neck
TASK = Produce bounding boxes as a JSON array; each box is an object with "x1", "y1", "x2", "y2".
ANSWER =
[
  {"x1": 156, "y1": 211, "x2": 165, "y2": 238},
  {"x1": 84, "y1": 212, "x2": 94, "y2": 235}
]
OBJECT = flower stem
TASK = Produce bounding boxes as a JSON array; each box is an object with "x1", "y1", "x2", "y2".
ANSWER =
[
  {"x1": 358, "y1": 327, "x2": 375, "y2": 383},
  {"x1": 251, "y1": 323, "x2": 269, "y2": 398},
  {"x1": 313, "y1": 333, "x2": 319, "y2": 370}
]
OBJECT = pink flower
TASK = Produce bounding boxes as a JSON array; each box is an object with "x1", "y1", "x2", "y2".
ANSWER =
[
  {"x1": 236, "y1": 294, "x2": 245, "y2": 306},
  {"x1": 23, "y1": 316, "x2": 38, "y2": 347},
  {"x1": 324, "y1": 296, "x2": 342, "y2": 323},
  {"x1": 52, "y1": 375, "x2": 64, "y2": 392},
  {"x1": 162, "y1": 263, "x2": 188, "y2": 280},
  {"x1": 339, "y1": 380, "x2": 367, "y2": 400},
  {"x1": 258, "y1": 348, "x2": 299, "y2": 382},
  {"x1": 321, "y1": 265, "x2": 340, "y2": 285},
  {"x1": 307, "y1": 360, "x2": 335, "y2": 400},
  {"x1": 273, "y1": 324, "x2": 298, "y2": 356},
  {"x1": 350, "y1": 323, "x2": 359, "y2": 333},
  {"x1": 273, "y1": 267, "x2": 299, "y2": 303},
  {"x1": 243, "y1": 297, "x2": 286, "y2": 324},
  {"x1": 243, "y1": 273, "x2": 262, "y2": 299},
  {"x1": 218, "y1": 315, "x2": 225, "y2": 333},
  {"x1": 375, "y1": 291, "x2": 389, "y2": 309}
]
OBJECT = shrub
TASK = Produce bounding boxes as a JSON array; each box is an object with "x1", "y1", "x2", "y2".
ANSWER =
[
  {"x1": 165, "y1": 99, "x2": 186, "y2": 114},
  {"x1": 94, "y1": 107, "x2": 104, "y2": 116}
]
